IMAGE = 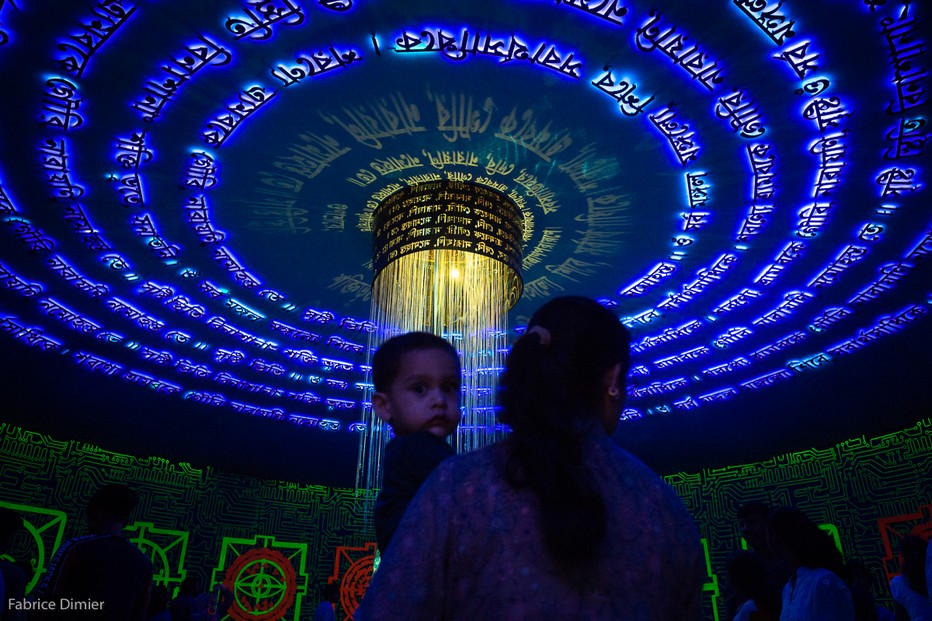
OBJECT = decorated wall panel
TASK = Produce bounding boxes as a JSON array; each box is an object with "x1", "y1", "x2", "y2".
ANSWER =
[
  {"x1": 0, "y1": 423, "x2": 372, "y2": 620},
  {"x1": 1, "y1": 419, "x2": 929, "y2": 620}
]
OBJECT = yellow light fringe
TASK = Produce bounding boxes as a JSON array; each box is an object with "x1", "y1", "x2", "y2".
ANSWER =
[{"x1": 356, "y1": 248, "x2": 516, "y2": 494}]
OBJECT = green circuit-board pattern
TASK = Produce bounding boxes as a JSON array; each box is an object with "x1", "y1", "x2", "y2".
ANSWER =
[
  {"x1": 669, "y1": 418, "x2": 932, "y2": 619},
  {"x1": 1, "y1": 418, "x2": 929, "y2": 620}
]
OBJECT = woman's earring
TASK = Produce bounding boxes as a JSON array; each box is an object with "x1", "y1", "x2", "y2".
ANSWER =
[{"x1": 607, "y1": 386, "x2": 621, "y2": 400}]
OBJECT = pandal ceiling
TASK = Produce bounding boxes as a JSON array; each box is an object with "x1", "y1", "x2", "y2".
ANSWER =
[{"x1": 0, "y1": 0, "x2": 929, "y2": 485}]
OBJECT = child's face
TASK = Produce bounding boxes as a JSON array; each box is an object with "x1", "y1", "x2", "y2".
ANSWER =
[{"x1": 372, "y1": 348, "x2": 461, "y2": 438}]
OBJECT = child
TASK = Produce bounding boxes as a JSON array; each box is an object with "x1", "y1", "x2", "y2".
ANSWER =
[{"x1": 370, "y1": 331, "x2": 462, "y2": 552}]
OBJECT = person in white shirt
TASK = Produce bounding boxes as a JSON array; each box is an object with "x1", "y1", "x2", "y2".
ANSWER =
[
  {"x1": 890, "y1": 535, "x2": 932, "y2": 621},
  {"x1": 766, "y1": 507, "x2": 855, "y2": 621}
]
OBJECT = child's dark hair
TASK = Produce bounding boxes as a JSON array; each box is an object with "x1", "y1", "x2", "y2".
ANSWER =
[
  {"x1": 497, "y1": 296, "x2": 630, "y2": 568},
  {"x1": 371, "y1": 332, "x2": 460, "y2": 393},
  {"x1": 87, "y1": 483, "x2": 137, "y2": 522},
  {"x1": 737, "y1": 501, "x2": 771, "y2": 521},
  {"x1": 0, "y1": 507, "x2": 23, "y2": 547}
]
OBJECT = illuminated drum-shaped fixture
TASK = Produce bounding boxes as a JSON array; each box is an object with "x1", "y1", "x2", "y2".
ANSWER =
[{"x1": 358, "y1": 179, "x2": 523, "y2": 491}]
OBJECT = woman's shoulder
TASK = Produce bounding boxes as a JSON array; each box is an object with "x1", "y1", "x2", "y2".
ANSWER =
[
  {"x1": 588, "y1": 435, "x2": 686, "y2": 498},
  {"x1": 797, "y1": 566, "x2": 848, "y2": 589},
  {"x1": 435, "y1": 433, "x2": 683, "y2": 497},
  {"x1": 429, "y1": 440, "x2": 510, "y2": 481},
  {"x1": 414, "y1": 440, "x2": 533, "y2": 510}
]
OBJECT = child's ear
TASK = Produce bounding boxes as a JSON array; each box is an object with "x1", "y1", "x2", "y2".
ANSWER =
[{"x1": 371, "y1": 392, "x2": 392, "y2": 423}]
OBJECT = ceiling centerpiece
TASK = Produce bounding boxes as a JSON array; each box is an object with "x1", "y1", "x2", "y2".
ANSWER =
[{"x1": 357, "y1": 179, "x2": 524, "y2": 491}]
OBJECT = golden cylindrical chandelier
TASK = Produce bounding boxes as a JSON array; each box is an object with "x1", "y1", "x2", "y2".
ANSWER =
[{"x1": 357, "y1": 179, "x2": 523, "y2": 491}]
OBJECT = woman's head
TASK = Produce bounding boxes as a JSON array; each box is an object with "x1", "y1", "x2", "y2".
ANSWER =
[
  {"x1": 766, "y1": 507, "x2": 845, "y2": 574},
  {"x1": 498, "y1": 296, "x2": 630, "y2": 434},
  {"x1": 899, "y1": 535, "x2": 929, "y2": 596},
  {"x1": 497, "y1": 296, "x2": 630, "y2": 569}
]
